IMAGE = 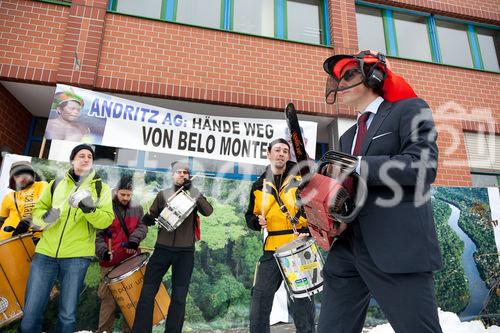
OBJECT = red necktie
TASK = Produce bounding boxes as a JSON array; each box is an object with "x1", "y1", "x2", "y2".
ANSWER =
[
  {"x1": 343, "y1": 112, "x2": 370, "y2": 198},
  {"x1": 352, "y1": 112, "x2": 371, "y2": 156}
]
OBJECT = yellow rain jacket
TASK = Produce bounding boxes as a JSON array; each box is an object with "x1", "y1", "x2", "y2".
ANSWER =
[
  {"x1": 245, "y1": 163, "x2": 308, "y2": 251},
  {"x1": 0, "y1": 181, "x2": 48, "y2": 240}
]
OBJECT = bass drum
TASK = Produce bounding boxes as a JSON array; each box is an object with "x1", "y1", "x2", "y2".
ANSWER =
[
  {"x1": 105, "y1": 253, "x2": 170, "y2": 327},
  {"x1": 0, "y1": 233, "x2": 36, "y2": 327}
]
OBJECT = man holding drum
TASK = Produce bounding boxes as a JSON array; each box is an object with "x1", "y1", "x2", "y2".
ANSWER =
[
  {"x1": 132, "y1": 160, "x2": 213, "y2": 333},
  {"x1": 95, "y1": 175, "x2": 147, "y2": 333},
  {"x1": 245, "y1": 138, "x2": 315, "y2": 333},
  {"x1": 17, "y1": 144, "x2": 114, "y2": 333}
]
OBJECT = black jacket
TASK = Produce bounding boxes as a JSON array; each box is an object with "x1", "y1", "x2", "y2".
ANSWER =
[{"x1": 340, "y1": 98, "x2": 442, "y2": 274}]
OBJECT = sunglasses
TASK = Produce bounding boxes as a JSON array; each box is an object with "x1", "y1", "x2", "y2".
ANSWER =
[
  {"x1": 175, "y1": 170, "x2": 189, "y2": 175},
  {"x1": 340, "y1": 68, "x2": 362, "y2": 82}
]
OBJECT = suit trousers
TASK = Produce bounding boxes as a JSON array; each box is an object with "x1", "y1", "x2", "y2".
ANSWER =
[
  {"x1": 317, "y1": 223, "x2": 442, "y2": 333},
  {"x1": 249, "y1": 252, "x2": 316, "y2": 333},
  {"x1": 131, "y1": 246, "x2": 194, "y2": 333}
]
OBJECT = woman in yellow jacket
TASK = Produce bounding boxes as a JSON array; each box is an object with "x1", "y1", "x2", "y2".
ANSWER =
[{"x1": 0, "y1": 161, "x2": 47, "y2": 240}]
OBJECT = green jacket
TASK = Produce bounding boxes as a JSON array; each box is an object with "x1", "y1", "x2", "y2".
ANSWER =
[{"x1": 32, "y1": 170, "x2": 113, "y2": 258}]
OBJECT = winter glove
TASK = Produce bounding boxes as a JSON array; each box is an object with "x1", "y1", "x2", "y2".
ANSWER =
[
  {"x1": 12, "y1": 218, "x2": 31, "y2": 236},
  {"x1": 122, "y1": 241, "x2": 139, "y2": 250},
  {"x1": 142, "y1": 213, "x2": 156, "y2": 226},
  {"x1": 42, "y1": 208, "x2": 61, "y2": 224},
  {"x1": 182, "y1": 178, "x2": 192, "y2": 190},
  {"x1": 78, "y1": 195, "x2": 96, "y2": 214}
]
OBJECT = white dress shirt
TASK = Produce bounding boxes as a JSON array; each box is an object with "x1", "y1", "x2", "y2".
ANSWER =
[{"x1": 352, "y1": 96, "x2": 385, "y2": 173}]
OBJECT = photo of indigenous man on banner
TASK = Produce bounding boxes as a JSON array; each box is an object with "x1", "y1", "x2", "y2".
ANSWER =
[{"x1": 45, "y1": 84, "x2": 317, "y2": 165}]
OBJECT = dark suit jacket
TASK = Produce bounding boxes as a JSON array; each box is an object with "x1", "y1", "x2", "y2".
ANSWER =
[{"x1": 339, "y1": 97, "x2": 442, "y2": 274}]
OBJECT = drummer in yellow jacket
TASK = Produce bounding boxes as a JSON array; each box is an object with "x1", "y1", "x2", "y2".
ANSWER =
[
  {"x1": 0, "y1": 161, "x2": 47, "y2": 240},
  {"x1": 245, "y1": 138, "x2": 315, "y2": 333}
]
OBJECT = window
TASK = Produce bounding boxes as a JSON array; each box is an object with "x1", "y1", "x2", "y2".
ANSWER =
[
  {"x1": 355, "y1": 6, "x2": 386, "y2": 54},
  {"x1": 355, "y1": 4, "x2": 499, "y2": 72},
  {"x1": 233, "y1": 0, "x2": 274, "y2": 37},
  {"x1": 110, "y1": 0, "x2": 329, "y2": 45},
  {"x1": 464, "y1": 132, "x2": 500, "y2": 171},
  {"x1": 436, "y1": 20, "x2": 473, "y2": 68},
  {"x1": 476, "y1": 27, "x2": 500, "y2": 72},
  {"x1": 176, "y1": 0, "x2": 222, "y2": 29},
  {"x1": 471, "y1": 173, "x2": 499, "y2": 187},
  {"x1": 115, "y1": 0, "x2": 162, "y2": 19},
  {"x1": 116, "y1": 148, "x2": 139, "y2": 167},
  {"x1": 144, "y1": 151, "x2": 178, "y2": 170},
  {"x1": 393, "y1": 12, "x2": 432, "y2": 61},
  {"x1": 192, "y1": 157, "x2": 235, "y2": 174},
  {"x1": 24, "y1": 117, "x2": 49, "y2": 158},
  {"x1": 287, "y1": 0, "x2": 322, "y2": 44}
]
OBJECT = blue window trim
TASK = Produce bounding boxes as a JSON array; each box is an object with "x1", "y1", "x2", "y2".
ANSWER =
[
  {"x1": 223, "y1": 0, "x2": 231, "y2": 30},
  {"x1": 356, "y1": 1, "x2": 499, "y2": 72},
  {"x1": 383, "y1": 9, "x2": 397, "y2": 56},
  {"x1": 24, "y1": 116, "x2": 39, "y2": 155},
  {"x1": 275, "y1": 0, "x2": 285, "y2": 39},
  {"x1": 467, "y1": 24, "x2": 483, "y2": 69},
  {"x1": 322, "y1": 0, "x2": 330, "y2": 46},
  {"x1": 165, "y1": 0, "x2": 175, "y2": 21},
  {"x1": 427, "y1": 15, "x2": 441, "y2": 63}
]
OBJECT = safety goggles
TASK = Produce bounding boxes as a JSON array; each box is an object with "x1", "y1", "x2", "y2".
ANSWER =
[{"x1": 325, "y1": 68, "x2": 364, "y2": 104}]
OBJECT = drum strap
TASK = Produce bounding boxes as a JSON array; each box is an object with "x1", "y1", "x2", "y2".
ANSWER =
[
  {"x1": 267, "y1": 227, "x2": 309, "y2": 236},
  {"x1": 268, "y1": 186, "x2": 304, "y2": 225},
  {"x1": 13, "y1": 192, "x2": 22, "y2": 218},
  {"x1": 113, "y1": 206, "x2": 130, "y2": 238}
]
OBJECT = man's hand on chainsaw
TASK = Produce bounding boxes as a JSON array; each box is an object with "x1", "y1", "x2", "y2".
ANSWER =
[{"x1": 331, "y1": 222, "x2": 348, "y2": 237}]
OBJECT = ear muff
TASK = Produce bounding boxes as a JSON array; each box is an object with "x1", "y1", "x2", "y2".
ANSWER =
[
  {"x1": 354, "y1": 51, "x2": 387, "y2": 90},
  {"x1": 365, "y1": 64, "x2": 386, "y2": 89}
]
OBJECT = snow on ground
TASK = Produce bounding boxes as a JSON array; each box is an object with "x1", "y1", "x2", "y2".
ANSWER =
[
  {"x1": 367, "y1": 309, "x2": 500, "y2": 333},
  {"x1": 74, "y1": 309, "x2": 500, "y2": 333}
]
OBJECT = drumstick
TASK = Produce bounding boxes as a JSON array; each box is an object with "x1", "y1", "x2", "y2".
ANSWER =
[{"x1": 107, "y1": 238, "x2": 113, "y2": 261}]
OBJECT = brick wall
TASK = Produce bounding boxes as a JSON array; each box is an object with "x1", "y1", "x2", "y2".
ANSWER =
[
  {"x1": 0, "y1": 0, "x2": 68, "y2": 83},
  {"x1": 0, "y1": 84, "x2": 32, "y2": 154},
  {"x1": 0, "y1": 0, "x2": 498, "y2": 186}
]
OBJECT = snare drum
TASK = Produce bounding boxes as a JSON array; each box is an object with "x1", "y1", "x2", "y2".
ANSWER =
[
  {"x1": 274, "y1": 237, "x2": 324, "y2": 299},
  {"x1": 157, "y1": 190, "x2": 196, "y2": 231},
  {"x1": 0, "y1": 233, "x2": 36, "y2": 327},
  {"x1": 105, "y1": 253, "x2": 170, "y2": 327}
]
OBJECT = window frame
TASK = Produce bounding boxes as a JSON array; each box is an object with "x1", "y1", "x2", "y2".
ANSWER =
[
  {"x1": 355, "y1": 1, "x2": 500, "y2": 73},
  {"x1": 470, "y1": 171, "x2": 500, "y2": 187},
  {"x1": 108, "y1": 0, "x2": 331, "y2": 46}
]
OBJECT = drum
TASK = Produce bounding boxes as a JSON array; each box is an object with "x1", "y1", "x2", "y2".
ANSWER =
[
  {"x1": 0, "y1": 268, "x2": 23, "y2": 327},
  {"x1": 274, "y1": 237, "x2": 324, "y2": 299},
  {"x1": 157, "y1": 190, "x2": 196, "y2": 231},
  {"x1": 105, "y1": 253, "x2": 170, "y2": 327},
  {"x1": 0, "y1": 233, "x2": 36, "y2": 327}
]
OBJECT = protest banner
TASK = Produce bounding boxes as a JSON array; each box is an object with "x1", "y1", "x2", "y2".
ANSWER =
[{"x1": 45, "y1": 84, "x2": 317, "y2": 165}]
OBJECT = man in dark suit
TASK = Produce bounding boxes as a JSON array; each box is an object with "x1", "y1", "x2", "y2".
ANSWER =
[{"x1": 317, "y1": 50, "x2": 443, "y2": 333}]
